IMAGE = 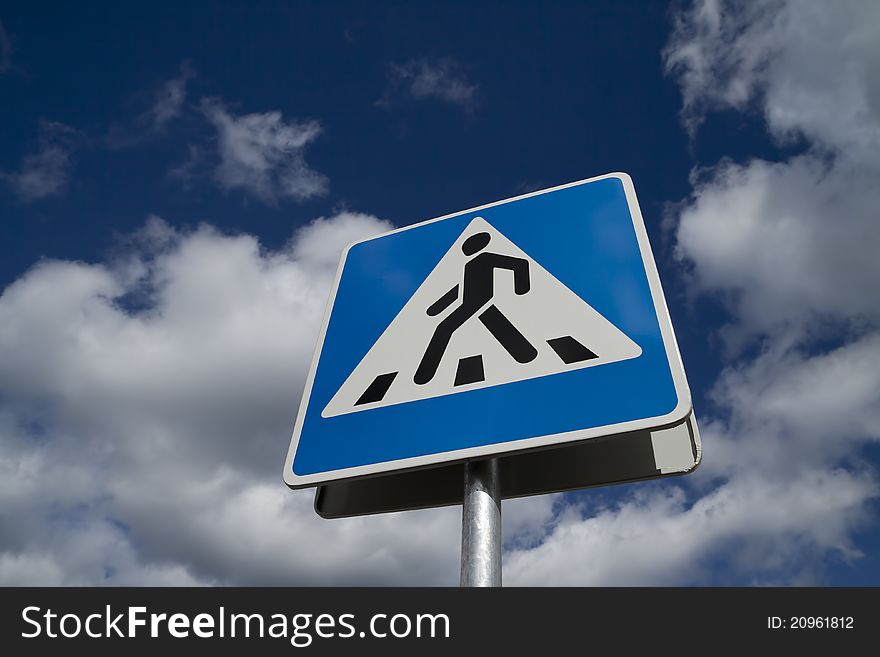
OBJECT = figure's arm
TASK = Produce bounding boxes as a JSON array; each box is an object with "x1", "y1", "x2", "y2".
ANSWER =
[
  {"x1": 427, "y1": 285, "x2": 459, "y2": 316},
  {"x1": 491, "y1": 255, "x2": 530, "y2": 294}
]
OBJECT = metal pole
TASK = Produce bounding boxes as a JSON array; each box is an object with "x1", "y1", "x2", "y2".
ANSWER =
[{"x1": 460, "y1": 458, "x2": 501, "y2": 587}]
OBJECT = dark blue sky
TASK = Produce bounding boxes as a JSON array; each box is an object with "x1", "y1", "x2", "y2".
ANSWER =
[{"x1": 2, "y1": 1, "x2": 876, "y2": 585}]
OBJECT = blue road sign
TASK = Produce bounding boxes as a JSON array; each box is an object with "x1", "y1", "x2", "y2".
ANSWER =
[{"x1": 284, "y1": 173, "x2": 692, "y2": 489}]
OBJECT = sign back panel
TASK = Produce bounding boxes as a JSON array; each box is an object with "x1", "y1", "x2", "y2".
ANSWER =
[{"x1": 315, "y1": 412, "x2": 701, "y2": 518}]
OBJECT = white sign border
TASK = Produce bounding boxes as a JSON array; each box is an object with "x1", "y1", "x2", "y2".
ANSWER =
[{"x1": 284, "y1": 172, "x2": 692, "y2": 489}]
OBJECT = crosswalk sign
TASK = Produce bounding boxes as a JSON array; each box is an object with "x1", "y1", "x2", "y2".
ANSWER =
[{"x1": 284, "y1": 173, "x2": 697, "y2": 495}]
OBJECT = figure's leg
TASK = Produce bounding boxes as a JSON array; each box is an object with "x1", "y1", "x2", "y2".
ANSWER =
[
  {"x1": 414, "y1": 306, "x2": 473, "y2": 385},
  {"x1": 479, "y1": 305, "x2": 538, "y2": 363}
]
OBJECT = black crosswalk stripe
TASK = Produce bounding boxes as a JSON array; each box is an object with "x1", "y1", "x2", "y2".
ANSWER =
[
  {"x1": 547, "y1": 336, "x2": 598, "y2": 364},
  {"x1": 355, "y1": 372, "x2": 398, "y2": 405}
]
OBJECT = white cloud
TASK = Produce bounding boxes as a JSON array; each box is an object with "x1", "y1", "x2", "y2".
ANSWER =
[
  {"x1": 502, "y1": 494, "x2": 561, "y2": 550},
  {"x1": 1, "y1": 121, "x2": 78, "y2": 202},
  {"x1": 700, "y1": 333, "x2": 880, "y2": 482},
  {"x1": 664, "y1": 0, "x2": 880, "y2": 154},
  {"x1": 505, "y1": 470, "x2": 875, "y2": 586},
  {"x1": 145, "y1": 61, "x2": 196, "y2": 131},
  {"x1": 675, "y1": 156, "x2": 880, "y2": 347},
  {"x1": 200, "y1": 98, "x2": 328, "y2": 204},
  {"x1": 384, "y1": 58, "x2": 478, "y2": 110}
]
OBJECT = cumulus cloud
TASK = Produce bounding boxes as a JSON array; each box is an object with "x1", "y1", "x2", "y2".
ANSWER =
[
  {"x1": 675, "y1": 156, "x2": 880, "y2": 348},
  {"x1": 699, "y1": 334, "x2": 880, "y2": 482},
  {"x1": 1, "y1": 121, "x2": 78, "y2": 202},
  {"x1": 506, "y1": 471, "x2": 874, "y2": 586},
  {"x1": 664, "y1": 0, "x2": 880, "y2": 151},
  {"x1": 199, "y1": 98, "x2": 328, "y2": 204},
  {"x1": 383, "y1": 58, "x2": 478, "y2": 111}
]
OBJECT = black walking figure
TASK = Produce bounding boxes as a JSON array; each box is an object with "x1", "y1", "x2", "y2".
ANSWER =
[{"x1": 414, "y1": 231, "x2": 539, "y2": 385}]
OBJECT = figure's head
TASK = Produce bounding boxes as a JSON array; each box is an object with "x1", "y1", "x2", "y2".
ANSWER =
[{"x1": 462, "y1": 231, "x2": 491, "y2": 256}]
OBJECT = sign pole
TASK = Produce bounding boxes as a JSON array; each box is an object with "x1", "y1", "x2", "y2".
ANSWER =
[{"x1": 460, "y1": 458, "x2": 502, "y2": 587}]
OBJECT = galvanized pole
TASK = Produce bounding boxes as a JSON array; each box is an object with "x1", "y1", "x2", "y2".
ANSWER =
[{"x1": 460, "y1": 458, "x2": 501, "y2": 587}]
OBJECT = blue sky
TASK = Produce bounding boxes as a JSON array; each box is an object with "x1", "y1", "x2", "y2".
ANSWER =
[{"x1": 1, "y1": 0, "x2": 879, "y2": 585}]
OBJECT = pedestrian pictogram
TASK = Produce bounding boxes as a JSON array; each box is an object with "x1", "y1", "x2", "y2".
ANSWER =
[
  {"x1": 415, "y1": 227, "x2": 536, "y2": 386},
  {"x1": 321, "y1": 217, "x2": 642, "y2": 418}
]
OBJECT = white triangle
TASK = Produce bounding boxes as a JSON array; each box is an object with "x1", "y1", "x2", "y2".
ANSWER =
[{"x1": 322, "y1": 217, "x2": 642, "y2": 418}]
